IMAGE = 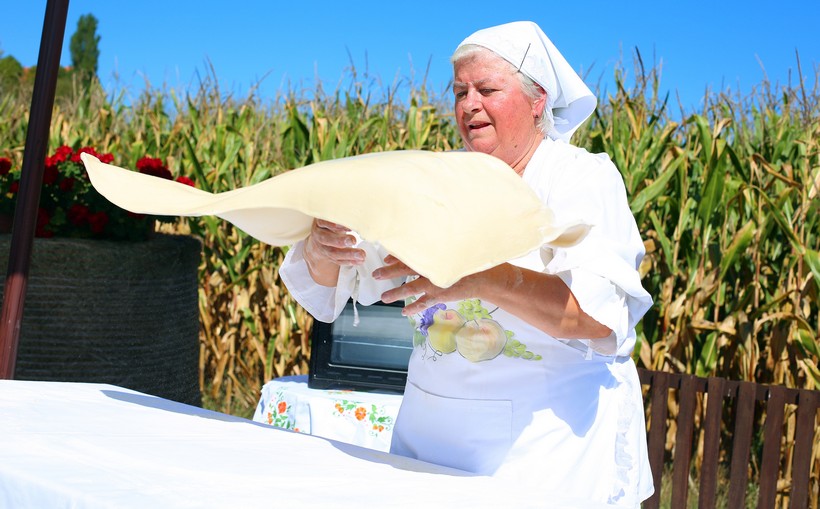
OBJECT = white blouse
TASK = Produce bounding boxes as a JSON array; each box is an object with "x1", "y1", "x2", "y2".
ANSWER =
[{"x1": 280, "y1": 139, "x2": 655, "y2": 507}]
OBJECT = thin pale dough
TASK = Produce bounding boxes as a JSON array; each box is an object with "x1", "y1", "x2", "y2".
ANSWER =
[{"x1": 82, "y1": 150, "x2": 589, "y2": 288}]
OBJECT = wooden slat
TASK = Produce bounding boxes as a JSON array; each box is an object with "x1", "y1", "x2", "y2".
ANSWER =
[
  {"x1": 698, "y1": 377, "x2": 726, "y2": 509},
  {"x1": 789, "y1": 389, "x2": 819, "y2": 509},
  {"x1": 671, "y1": 374, "x2": 697, "y2": 509},
  {"x1": 637, "y1": 368, "x2": 817, "y2": 508},
  {"x1": 643, "y1": 371, "x2": 670, "y2": 509},
  {"x1": 727, "y1": 381, "x2": 757, "y2": 507},
  {"x1": 757, "y1": 385, "x2": 786, "y2": 509}
]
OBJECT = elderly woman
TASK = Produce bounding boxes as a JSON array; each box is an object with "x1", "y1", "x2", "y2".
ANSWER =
[{"x1": 281, "y1": 21, "x2": 653, "y2": 507}]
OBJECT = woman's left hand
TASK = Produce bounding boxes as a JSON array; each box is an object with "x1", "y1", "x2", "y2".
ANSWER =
[
  {"x1": 373, "y1": 255, "x2": 485, "y2": 316},
  {"x1": 375, "y1": 254, "x2": 613, "y2": 339}
]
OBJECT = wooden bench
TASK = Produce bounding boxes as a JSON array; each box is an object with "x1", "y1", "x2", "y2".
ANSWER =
[{"x1": 637, "y1": 369, "x2": 819, "y2": 509}]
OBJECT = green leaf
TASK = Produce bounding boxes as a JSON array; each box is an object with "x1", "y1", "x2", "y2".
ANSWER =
[
  {"x1": 796, "y1": 328, "x2": 820, "y2": 358},
  {"x1": 630, "y1": 156, "x2": 682, "y2": 214},
  {"x1": 719, "y1": 220, "x2": 756, "y2": 280},
  {"x1": 649, "y1": 211, "x2": 675, "y2": 272},
  {"x1": 183, "y1": 134, "x2": 211, "y2": 193},
  {"x1": 755, "y1": 187, "x2": 802, "y2": 247},
  {"x1": 689, "y1": 114, "x2": 712, "y2": 163},
  {"x1": 695, "y1": 332, "x2": 718, "y2": 377},
  {"x1": 803, "y1": 248, "x2": 820, "y2": 293},
  {"x1": 697, "y1": 159, "x2": 725, "y2": 226}
]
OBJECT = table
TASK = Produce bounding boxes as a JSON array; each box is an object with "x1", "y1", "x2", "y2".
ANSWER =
[
  {"x1": 252, "y1": 375, "x2": 403, "y2": 452},
  {"x1": 0, "y1": 380, "x2": 617, "y2": 508}
]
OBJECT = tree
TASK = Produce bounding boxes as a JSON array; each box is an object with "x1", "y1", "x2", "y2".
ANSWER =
[
  {"x1": 69, "y1": 14, "x2": 100, "y2": 84},
  {"x1": 0, "y1": 55, "x2": 24, "y2": 91}
]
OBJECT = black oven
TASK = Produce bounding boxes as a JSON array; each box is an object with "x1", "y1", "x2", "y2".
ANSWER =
[{"x1": 308, "y1": 299, "x2": 413, "y2": 393}]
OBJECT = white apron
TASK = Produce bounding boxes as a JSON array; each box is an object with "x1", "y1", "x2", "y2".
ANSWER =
[{"x1": 389, "y1": 249, "x2": 653, "y2": 507}]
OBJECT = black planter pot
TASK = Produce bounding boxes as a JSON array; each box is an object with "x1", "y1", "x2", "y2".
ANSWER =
[{"x1": 0, "y1": 233, "x2": 202, "y2": 406}]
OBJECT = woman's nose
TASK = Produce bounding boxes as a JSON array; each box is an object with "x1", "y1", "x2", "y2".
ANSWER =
[{"x1": 461, "y1": 91, "x2": 481, "y2": 112}]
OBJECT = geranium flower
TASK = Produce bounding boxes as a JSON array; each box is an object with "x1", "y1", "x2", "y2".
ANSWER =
[
  {"x1": 136, "y1": 156, "x2": 172, "y2": 180},
  {"x1": 35, "y1": 208, "x2": 52, "y2": 238},
  {"x1": 67, "y1": 203, "x2": 90, "y2": 226},
  {"x1": 43, "y1": 165, "x2": 59, "y2": 186},
  {"x1": 175, "y1": 175, "x2": 195, "y2": 187},
  {"x1": 87, "y1": 211, "x2": 109, "y2": 234},
  {"x1": 59, "y1": 177, "x2": 76, "y2": 192},
  {"x1": 1, "y1": 146, "x2": 195, "y2": 239}
]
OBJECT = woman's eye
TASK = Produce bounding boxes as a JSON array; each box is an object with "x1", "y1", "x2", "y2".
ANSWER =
[
  {"x1": 454, "y1": 91, "x2": 467, "y2": 99},
  {"x1": 480, "y1": 88, "x2": 495, "y2": 95}
]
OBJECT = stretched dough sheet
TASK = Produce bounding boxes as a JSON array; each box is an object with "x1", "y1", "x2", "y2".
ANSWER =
[{"x1": 82, "y1": 150, "x2": 588, "y2": 288}]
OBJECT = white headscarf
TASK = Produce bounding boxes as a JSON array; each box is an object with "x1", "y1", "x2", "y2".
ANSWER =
[{"x1": 456, "y1": 21, "x2": 596, "y2": 143}]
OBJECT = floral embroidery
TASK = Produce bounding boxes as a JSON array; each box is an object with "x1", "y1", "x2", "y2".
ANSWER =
[
  {"x1": 265, "y1": 388, "x2": 299, "y2": 431},
  {"x1": 332, "y1": 399, "x2": 394, "y2": 436},
  {"x1": 410, "y1": 299, "x2": 542, "y2": 363}
]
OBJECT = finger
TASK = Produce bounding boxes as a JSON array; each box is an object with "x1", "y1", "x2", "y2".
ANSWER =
[
  {"x1": 324, "y1": 246, "x2": 366, "y2": 265},
  {"x1": 380, "y1": 277, "x2": 433, "y2": 304},
  {"x1": 314, "y1": 219, "x2": 350, "y2": 232},
  {"x1": 306, "y1": 232, "x2": 365, "y2": 266},
  {"x1": 373, "y1": 256, "x2": 420, "y2": 280},
  {"x1": 401, "y1": 295, "x2": 441, "y2": 316},
  {"x1": 373, "y1": 261, "x2": 417, "y2": 280},
  {"x1": 312, "y1": 222, "x2": 358, "y2": 249}
]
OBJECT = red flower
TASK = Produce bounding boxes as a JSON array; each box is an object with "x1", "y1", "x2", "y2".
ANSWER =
[
  {"x1": 43, "y1": 165, "x2": 59, "y2": 185},
  {"x1": 35, "y1": 208, "x2": 52, "y2": 238},
  {"x1": 175, "y1": 175, "x2": 195, "y2": 187},
  {"x1": 87, "y1": 211, "x2": 109, "y2": 234},
  {"x1": 137, "y1": 156, "x2": 173, "y2": 180},
  {"x1": 50, "y1": 145, "x2": 72, "y2": 165},
  {"x1": 67, "y1": 204, "x2": 90, "y2": 226},
  {"x1": 277, "y1": 401, "x2": 287, "y2": 414},
  {"x1": 0, "y1": 157, "x2": 11, "y2": 175},
  {"x1": 9, "y1": 181, "x2": 19, "y2": 194},
  {"x1": 59, "y1": 177, "x2": 76, "y2": 192},
  {"x1": 71, "y1": 147, "x2": 99, "y2": 163}
]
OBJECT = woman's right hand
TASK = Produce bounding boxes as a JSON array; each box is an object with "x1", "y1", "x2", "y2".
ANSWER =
[{"x1": 303, "y1": 219, "x2": 365, "y2": 286}]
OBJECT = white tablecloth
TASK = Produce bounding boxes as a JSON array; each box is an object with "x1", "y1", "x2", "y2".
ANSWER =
[
  {"x1": 253, "y1": 375, "x2": 402, "y2": 452},
  {"x1": 0, "y1": 380, "x2": 624, "y2": 509},
  {"x1": 0, "y1": 380, "x2": 617, "y2": 508}
]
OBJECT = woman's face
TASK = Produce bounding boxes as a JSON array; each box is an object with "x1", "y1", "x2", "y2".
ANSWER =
[{"x1": 453, "y1": 50, "x2": 545, "y2": 173}]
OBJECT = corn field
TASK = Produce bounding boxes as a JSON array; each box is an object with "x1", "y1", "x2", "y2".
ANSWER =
[{"x1": 1, "y1": 58, "x2": 818, "y2": 501}]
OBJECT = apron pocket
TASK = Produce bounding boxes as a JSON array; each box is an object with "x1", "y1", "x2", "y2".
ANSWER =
[{"x1": 391, "y1": 381, "x2": 513, "y2": 475}]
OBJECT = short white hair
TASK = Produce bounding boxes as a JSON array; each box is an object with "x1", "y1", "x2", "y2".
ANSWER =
[{"x1": 451, "y1": 44, "x2": 553, "y2": 137}]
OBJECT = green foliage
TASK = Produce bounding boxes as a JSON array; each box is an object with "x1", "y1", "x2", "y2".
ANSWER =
[
  {"x1": 0, "y1": 55, "x2": 817, "y2": 414},
  {"x1": 579, "y1": 53, "x2": 819, "y2": 390},
  {"x1": 2, "y1": 11, "x2": 102, "y2": 105},
  {"x1": 0, "y1": 55, "x2": 24, "y2": 91},
  {"x1": 69, "y1": 13, "x2": 100, "y2": 84}
]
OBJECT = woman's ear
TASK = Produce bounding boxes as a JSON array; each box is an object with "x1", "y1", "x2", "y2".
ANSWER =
[{"x1": 532, "y1": 87, "x2": 547, "y2": 118}]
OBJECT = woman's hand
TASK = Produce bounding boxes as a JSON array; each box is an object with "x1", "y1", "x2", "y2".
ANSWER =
[
  {"x1": 374, "y1": 255, "x2": 485, "y2": 316},
  {"x1": 303, "y1": 219, "x2": 365, "y2": 286},
  {"x1": 375, "y1": 255, "x2": 612, "y2": 339}
]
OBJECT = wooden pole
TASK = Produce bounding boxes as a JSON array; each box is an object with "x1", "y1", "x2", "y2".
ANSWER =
[{"x1": 0, "y1": 0, "x2": 70, "y2": 379}]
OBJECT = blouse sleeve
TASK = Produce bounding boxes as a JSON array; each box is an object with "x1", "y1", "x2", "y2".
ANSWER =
[
  {"x1": 538, "y1": 149, "x2": 652, "y2": 356},
  {"x1": 279, "y1": 239, "x2": 403, "y2": 323}
]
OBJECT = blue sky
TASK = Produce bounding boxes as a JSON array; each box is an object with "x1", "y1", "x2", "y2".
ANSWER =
[{"x1": 2, "y1": 1, "x2": 818, "y2": 114}]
